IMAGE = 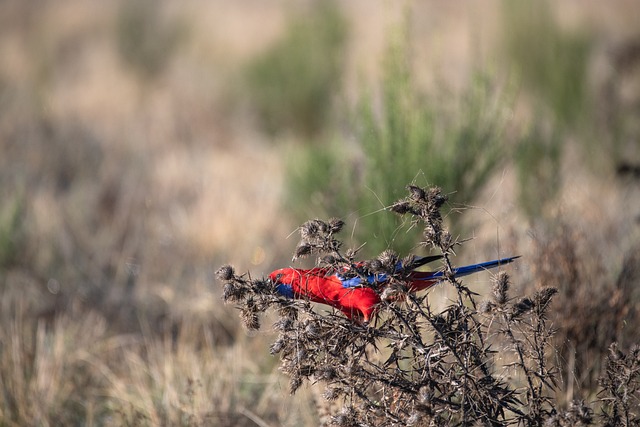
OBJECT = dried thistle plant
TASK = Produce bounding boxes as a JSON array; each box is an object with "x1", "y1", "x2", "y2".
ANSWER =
[
  {"x1": 598, "y1": 343, "x2": 640, "y2": 426},
  {"x1": 217, "y1": 184, "x2": 638, "y2": 426}
]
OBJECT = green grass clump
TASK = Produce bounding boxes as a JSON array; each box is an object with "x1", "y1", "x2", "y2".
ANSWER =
[{"x1": 244, "y1": 1, "x2": 347, "y2": 138}]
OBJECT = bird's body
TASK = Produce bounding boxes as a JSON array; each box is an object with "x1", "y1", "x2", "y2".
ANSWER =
[{"x1": 269, "y1": 256, "x2": 519, "y2": 322}]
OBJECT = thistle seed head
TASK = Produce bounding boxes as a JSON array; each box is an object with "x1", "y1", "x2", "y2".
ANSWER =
[
  {"x1": 314, "y1": 219, "x2": 328, "y2": 233},
  {"x1": 479, "y1": 300, "x2": 496, "y2": 314},
  {"x1": 328, "y1": 217, "x2": 345, "y2": 233},
  {"x1": 378, "y1": 249, "x2": 398, "y2": 271},
  {"x1": 427, "y1": 187, "x2": 447, "y2": 208},
  {"x1": 608, "y1": 342, "x2": 623, "y2": 361},
  {"x1": 509, "y1": 297, "x2": 534, "y2": 320},
  {"x1": 216, "y1": 265, "x2": 235, "y2": 281},
  {"x1": 367, "y1": 259, "x2": 383, "y2": 272},
  {"x1": 274, "y1": 317, "x2": 294, "y2": 332},
  {"x1": 223, "y1": 282, "x2": 245, "y2": 302},
  {"x1": 407, "y1": 185, "x2": 426, "y2": 201},
  {"x1": 294, "y1": 243, "x2": 313, "y2": 259},
  {"x1": 300, "y1": 219, "x2": 321, "y2": 239},
  {"x1": 390, "y1": 201, "x2": 412, "y2": 215},
  {"x1": 492, "y1": 271, "x2": 510, "y2": 305},
  {"x1": 534, "y1": 287, "x2": 558, "y2": 313},
  {"x1": 240, "y1": 308, "x2": 260, "y2": 330},
  {"x1": 323, "y1": 386, "x2": 342, "y2": 400},
  {"x1": 270, "y1": 337, "x2": 286, "y2": 354}
]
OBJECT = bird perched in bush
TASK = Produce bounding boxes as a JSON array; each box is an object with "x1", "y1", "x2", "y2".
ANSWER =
[{"x1": 269, "y1": 255, "x2": 519, "y2": 323}]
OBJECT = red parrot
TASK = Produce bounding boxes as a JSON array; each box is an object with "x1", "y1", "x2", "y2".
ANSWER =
[{"x1": 269, "y1": 256, "x2": 519, "y2": 323}]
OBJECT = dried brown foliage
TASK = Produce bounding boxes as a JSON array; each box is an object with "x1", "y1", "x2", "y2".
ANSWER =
[
  {"x1": 219, "y1": 185, "x2": 640, "y2": 426},
  {"x1": 598, "y1": 343, "x2": 640, "y2": 425},
  {"x1": 218, "y1": 186, "x2": 576, "y2": 426},
  {"x1": 530, "y1": 225, "x2": 640, "y2": 399}
]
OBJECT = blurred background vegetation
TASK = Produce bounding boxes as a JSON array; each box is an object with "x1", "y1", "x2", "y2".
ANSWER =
[{"x1": 0, "y1": 0, "x2": 639, "y2": 425}]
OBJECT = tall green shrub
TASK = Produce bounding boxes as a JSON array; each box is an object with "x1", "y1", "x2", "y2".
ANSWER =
[
  {"x1": 245, "y1": 2, "x2": 347, "y2": 138},
  {"x1": 288, "y1": 30, "x2": 510, "y2": 256}
]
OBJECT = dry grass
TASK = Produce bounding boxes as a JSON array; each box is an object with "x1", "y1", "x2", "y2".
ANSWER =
[{"x1": 1, "y1": 1, "x2": 640, "y2": 426}]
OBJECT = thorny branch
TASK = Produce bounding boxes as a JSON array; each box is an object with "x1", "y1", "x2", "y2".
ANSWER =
[{"x1": 217, "y1": 185, "x2": 640, "y2": 426}]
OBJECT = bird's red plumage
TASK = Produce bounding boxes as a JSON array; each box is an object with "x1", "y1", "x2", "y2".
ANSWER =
[{"x1": 269, "y1": 268, "x2": 381, "y2": 322}]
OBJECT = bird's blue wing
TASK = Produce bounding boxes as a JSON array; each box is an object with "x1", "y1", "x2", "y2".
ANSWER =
[
  {"x1": 275, "y1": 283, "x2": 295, "y2": 298},
  {"x1": 339, "y1": 273, "x2": 388, "y2": 288}
]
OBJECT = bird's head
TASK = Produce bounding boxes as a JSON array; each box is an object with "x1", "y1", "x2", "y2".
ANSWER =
[
  {"x1": 269, "y1": 268, "x2": 297, "y2": 298},
  {"x1": 269, "y1": 268, "x2": 292, "y2": 284}
]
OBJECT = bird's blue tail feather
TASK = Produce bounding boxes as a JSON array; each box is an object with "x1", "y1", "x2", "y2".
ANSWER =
[{"x1": 422, "y1": 256, "x2": 520, "y2": 280}]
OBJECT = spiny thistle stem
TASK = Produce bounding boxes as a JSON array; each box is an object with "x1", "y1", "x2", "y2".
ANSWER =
[{"x1": 217, "y1": 184, "x2": 640, "y2": 426}]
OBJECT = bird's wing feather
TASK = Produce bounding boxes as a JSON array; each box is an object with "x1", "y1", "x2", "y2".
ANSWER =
[
  {"x1": 399, "y1": 254, "x2": 443, "y2": 271},
  {"x1": 412, "y1": 256, "x2": 520, "y2": 281},
  {"x1": 339, "y1": 273, "x2": 389, "y2": 288}
]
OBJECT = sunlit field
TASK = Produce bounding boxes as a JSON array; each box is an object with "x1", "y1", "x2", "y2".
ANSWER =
[{"x1": 1, "y1": 1, "x2": 639, "y2": 425}]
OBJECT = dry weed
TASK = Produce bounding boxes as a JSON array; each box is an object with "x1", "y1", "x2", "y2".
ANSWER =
[{"x1": 220, "y1": 185, "x2": 569, "y2": 425}]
